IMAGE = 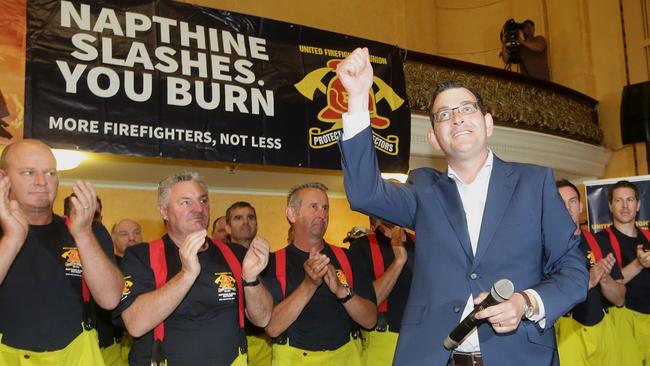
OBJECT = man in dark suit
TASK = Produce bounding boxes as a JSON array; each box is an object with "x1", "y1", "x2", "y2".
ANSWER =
[{"x1": 335, "y1": 48, "x2": 588, "y2": 366}]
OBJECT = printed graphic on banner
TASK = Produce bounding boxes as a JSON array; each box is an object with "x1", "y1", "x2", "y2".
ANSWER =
[
  {"x1": 584, "y1": 175, "x2": 650, "y2": 232},
  {"x1": 23, "y1": 0, "x2": 410, "y2": 172},
  {"x1": 295, "y1": 58, "x2": 404, "y2": 155}
]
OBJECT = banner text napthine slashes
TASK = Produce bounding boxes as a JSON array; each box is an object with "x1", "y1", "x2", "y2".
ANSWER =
[{"x1": 55, "y1": 1, "x2": 274, "y2": 116}]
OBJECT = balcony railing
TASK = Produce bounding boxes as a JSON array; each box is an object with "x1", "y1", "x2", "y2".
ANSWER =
[{"x1": 403, "y1": 51, "x2": 602, "y2": 145}]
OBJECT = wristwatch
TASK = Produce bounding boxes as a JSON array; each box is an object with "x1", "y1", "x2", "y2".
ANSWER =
[
  {"x1": 242, "y1": 277, "x2": 260, "y2": 287},
  {"x1": 520, "y1": 291, "x2": 535, "y2": 319},
  {"x1": 337, "y1": 284, "x2": 354, "y2": 304}
]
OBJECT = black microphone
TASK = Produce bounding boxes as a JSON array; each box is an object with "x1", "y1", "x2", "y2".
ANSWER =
[{"x1": 443, "y1": 278, "x2": 514, "y2": 350}]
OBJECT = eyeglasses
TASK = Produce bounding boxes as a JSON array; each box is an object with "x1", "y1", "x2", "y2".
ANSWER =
[{"x1": 432, "y1": 102, "x2": 480, "y2": 123}]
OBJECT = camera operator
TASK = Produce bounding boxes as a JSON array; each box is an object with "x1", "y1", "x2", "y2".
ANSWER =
[
  {"x1": 518, "y1": 20, "x2": 549, "y2": 80},
  {"x1": 501, "y1": 19, "x2": 549, "y2": 80}
]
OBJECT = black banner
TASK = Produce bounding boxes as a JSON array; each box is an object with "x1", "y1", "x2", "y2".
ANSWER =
[{"x1": 25, "y1": 0, "x2": 410, "y2": 172}]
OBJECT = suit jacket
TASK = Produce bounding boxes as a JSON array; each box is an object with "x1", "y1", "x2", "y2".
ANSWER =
[{"x1": 339, "y1": 127, "x2": 587, "y2": 366}]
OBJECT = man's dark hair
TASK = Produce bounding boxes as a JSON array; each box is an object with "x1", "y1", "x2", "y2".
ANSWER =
[
  {"x1": 556, "y1": 179, "x2": 580, "y2": 200},
  {"x1": 429, "y1": 80, "x2": 486, "y2": 125},
  {"x1": 63, "y1": 193, "x2": 102, "y2": 215},
  {"x1": 63, "y1": 193, "x2": 102, "y2": 222},
  {"x1": 212, "y1": 216, "x2": 225, "y2": 231},
  {"x1": 225, "y1": 201, "x2": 256, "y2": 224},
  {"x1": 522, "y1": 19, "x2": 535, "y2": 27},
  {"x1": 63, "y1": 194, "x2": 73, "y2": 217},
  {"x1": 608, "y1": 180, "x2": 639, "y2": 203}
]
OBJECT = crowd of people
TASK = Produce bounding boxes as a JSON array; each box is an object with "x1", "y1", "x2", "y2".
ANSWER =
[{"x1": 0, "y1": 48, "x2": 647, "y2": 366}]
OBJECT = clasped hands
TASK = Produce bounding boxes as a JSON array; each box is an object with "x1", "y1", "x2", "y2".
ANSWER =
[{"x1": 303, "y1": 247, "x2": 348, "y2": 299}]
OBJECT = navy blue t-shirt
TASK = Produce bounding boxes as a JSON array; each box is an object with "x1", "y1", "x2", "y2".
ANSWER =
[
  {"x1": 262, "y1": 242, "x2": 376, "y2": 351},
  {"x1": 114, "y1": 235, "x2": 247, "y2": 366},
  {"x1": 595, "y1": 226, "x2": 650, "y2": 314},
  {"x1": 0, "y1": 215, "x2": 115, "y2": 351}
]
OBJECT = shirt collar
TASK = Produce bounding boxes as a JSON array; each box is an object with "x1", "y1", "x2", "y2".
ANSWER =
[{"x1": 447, "y1": 150, "x2": 494, "y2": 184}]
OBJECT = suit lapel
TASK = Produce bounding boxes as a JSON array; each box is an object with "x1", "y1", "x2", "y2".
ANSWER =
[
  {"x1": 433, "y1": 174, "x2": 473, "y2": 259},
  {"x1": 473, "y1": 157, "x2": 517, "y2": 266}
]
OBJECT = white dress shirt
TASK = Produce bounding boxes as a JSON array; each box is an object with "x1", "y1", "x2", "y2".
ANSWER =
[{"x1": 451, "y1": 152, "x2": 491, "y2": 352}]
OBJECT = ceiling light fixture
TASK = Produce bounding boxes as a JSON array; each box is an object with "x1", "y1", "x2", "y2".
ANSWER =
[{"x1": 52, "y1": 149, "x2": 85, "y2": 171}]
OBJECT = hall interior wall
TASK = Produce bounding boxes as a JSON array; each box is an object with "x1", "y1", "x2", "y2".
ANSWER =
[{"x1": 52, "y1": 0, "x2": 649, "y2": 247}]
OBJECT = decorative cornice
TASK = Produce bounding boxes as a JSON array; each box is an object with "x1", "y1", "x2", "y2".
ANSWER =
[
  {"x1": 409, "y1": 114, "x2": 610, "y2": 178},
  {"x1": 403, "y1": 54, "x2": 603, "y2": 145}
]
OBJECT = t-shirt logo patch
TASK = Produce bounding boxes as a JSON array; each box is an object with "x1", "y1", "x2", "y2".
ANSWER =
[
  {"x1": 61, "y1": 247, "x2": 82, "y2": 277},
  {"x1": 587, "y1": 250, "x2": 596, "y2": 267},
  {"x1": 336, "y1": 269, "x2": 349, "y2": 287},
  {"x1": 214, "y1": 272, "x2": 237, "y2": 302},
  {"x1": 121, "y1": 275, "x2": 133, "y2": 301}
]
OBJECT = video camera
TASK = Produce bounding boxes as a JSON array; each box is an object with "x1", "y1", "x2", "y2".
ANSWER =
[{"x1": 501, "y1": 18, "x2": 524, "y2": 64}]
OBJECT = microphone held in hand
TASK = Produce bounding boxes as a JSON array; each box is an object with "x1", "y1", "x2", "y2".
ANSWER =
[{"x1": 443, "y1": 278, "x2": 514, "y2": 350}]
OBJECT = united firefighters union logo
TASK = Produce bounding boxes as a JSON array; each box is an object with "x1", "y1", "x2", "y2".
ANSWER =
[
  {"x1": 295, "y1": 57, "x2": 404, "y2": 154},
  {"x1": 335, "y1": 269, "x2": 349, "y2": 287},
  {"x1": 587, "y1": 250, "x2": 596, "y2": 267},
  {"x1": 122, "y1": 275, "x2": 133, "y2": 301},
  {"x1": 214, "y1": 272, "x2": 237, "y2": 302},
  {"x1": 61, "y1": 247, "x2": 82, "y2": 277}
]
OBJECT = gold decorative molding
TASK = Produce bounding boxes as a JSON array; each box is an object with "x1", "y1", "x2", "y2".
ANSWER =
[
  {"x1": 403, "y1": 61, "x2": 603, "y2": 144},
  {"x1": 409, "y1": 114, "x2": 610, "y2": 180}
]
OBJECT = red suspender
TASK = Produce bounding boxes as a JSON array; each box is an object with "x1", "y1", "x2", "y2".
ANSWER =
[
  {"x1": 581, "y1": 229, "x2": 603, "y2": 262},
  {"x1": 275, "y1": 245, "x2": 353, "y2": 299},
  {"x1": 640, "y1": 228, "x2": 650, "y2": 243},
  {"x1": 148, "y1": 239, "x2": 167, "y2": 342},
  {"x1": 604, "y1": 227, "x2": 624, "y2": 270},
  {"x1": 330, "y1": 245, "x2": 353, "y2": 289},
  {"x1": 81, "y1": 278, "x2": 90, "y2": 303},
  {"x1": 275, "y1": 248, "x2": 287, "y2": 298},
  {"x1": 368, "y1": 234, "x2": 387, "y2": 313},
  {"x1": 148, "y1": 238, "x2": 245, "y2": 344},
  {"x1": 64, "y1": 216, "x2": 91, "y2": 303},
  {"x1": 211, "y1": 239, "x2": 245, "y2": 329},
  {"x1": 406, "y1": 232, "x2": 416, "y2": 242}
]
